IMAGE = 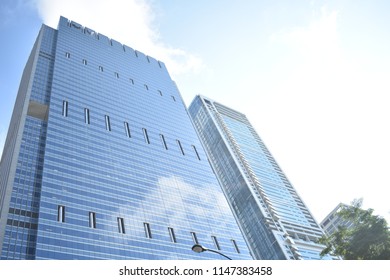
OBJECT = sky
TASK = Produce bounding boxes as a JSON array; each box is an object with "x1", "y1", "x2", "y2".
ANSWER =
[{"x1": 0, "y1": 0, "x2": 389, "y2": 224}]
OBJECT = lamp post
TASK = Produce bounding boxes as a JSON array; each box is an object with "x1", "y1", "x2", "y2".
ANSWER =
[{"x1": 191, "y1": 244, "x2": 232, "y2": 260}]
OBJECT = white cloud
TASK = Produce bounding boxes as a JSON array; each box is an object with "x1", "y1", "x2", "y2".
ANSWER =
[
  {"x1": 265, "y1": 7, "x2": 390, "y2": 223},
  {"x1": 33, "y1": 0, "x2": 204, "y2": 76}
]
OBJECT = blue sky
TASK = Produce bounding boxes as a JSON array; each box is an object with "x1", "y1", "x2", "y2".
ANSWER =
[{"x1": 1, "y1": 0, "x2": 389, "y2": 224}]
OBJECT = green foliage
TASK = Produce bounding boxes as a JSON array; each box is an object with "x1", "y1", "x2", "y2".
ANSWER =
[{"x1": 319, "y1": 199, "x2": 390, "y2": 260}]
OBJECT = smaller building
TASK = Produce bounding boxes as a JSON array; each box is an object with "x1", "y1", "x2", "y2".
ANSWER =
[{"x1": 320, "y1": 203, "x2": 354, "y2": 236}]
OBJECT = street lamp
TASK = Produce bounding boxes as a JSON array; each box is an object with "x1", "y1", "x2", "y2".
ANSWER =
[{"x1": 191, "y1": 244, "x2": 232, "y2": 260}]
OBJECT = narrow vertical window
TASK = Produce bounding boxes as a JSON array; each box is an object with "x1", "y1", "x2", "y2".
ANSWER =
[
  {"x1": 65, "y1": 52, "x2": 70, "y2": 58},
  {"x1": 117, "y1": 217, "x2": 125, "y2": 234},
  {"x1": 212, "y1": 236, "x2": 221, "y2": 250},
  {"x1": 99, "y1": 66, "x2": 104, "y2": 72},
  {"x1": 115, "y1": 72, "x2": 119, "y2": 79},
  {"x1": 146, "y1": 56, "x2": 150, "y2": 63},
  {"x1": 144, "y1": 222, "x2": 152, "y2": 238},
  {"x1": 144, "y1": 84, "x2": 149, "y2": 90},
  {"x1": 160, "y1": 134, "x2": 168, "y2": 150},
  {"x1": 134, "y1": 50, "x2": 139, "y2": 57},
  {"x1": 171, "y1": 95, "x2": 176, "y2": 102},
  {"x1": 177, "y1": 140, "x2": 185, "y2": 155},
  {"x1": 89, "y1": 212, "x2": 96, "y2": 228},
  {"x1": 231, "y1": 239, "x2": 240, "y2": 253},
  {"x1": 105, "y1": 115, "x2": 111, "y2": 131},
  {"x1": 57, "y1": 205, "x2": 65, "y2": 223},
  {"x1": 142, "y1": 128, "x2": 150, "y2": 144},
  {"x1": 192, "y1": 145, "x2": 201, "y2": 160},
  {"x1": 82, "y1": 59, "x2": 87, "y2": 65},
  {"x1": 62, "y1": 100, "x2": 68, "y2": 117},
  {"x1": 129, "y1": 78, "x2": 134, "y2": 84},
  {"x1": 191, "y1": 232, "x2": 199, "y2": 244},
  {"x1": 158, "y1": 61, "x2": 162, "y2": 68},
  {"x1": 124, "y1": 122, "x2": 131, "y2": 138},
  {"x1": 84, "y1": 108, "x2": 90, "y2": 124},
  {"x1": 157, "y1": 90, "x2": 162, "y2": 96},
  {"x1": 168, "y1": 227, "x2": 177, "y2": 243}
]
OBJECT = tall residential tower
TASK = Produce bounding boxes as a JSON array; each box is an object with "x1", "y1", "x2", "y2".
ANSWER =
[
  {"x1": 0, "y1": 17, "x2": 251, "y2": 260},
  {"x1": 189, "y1": 96, "x2": 331, "y2": 260}
]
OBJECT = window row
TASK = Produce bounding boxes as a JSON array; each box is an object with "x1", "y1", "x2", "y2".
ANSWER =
[
  {"x1": 62, "y1": 101, "x2": 201, "y2": 160},
  {"x1": 56, "y1": 205, "x2": 239, "y2": 253},
  {"x1": 64, "y1": 52, "x2": 176, "y2": 102}
]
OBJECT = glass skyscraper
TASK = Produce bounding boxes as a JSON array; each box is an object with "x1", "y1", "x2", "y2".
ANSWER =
[
  {"x1": 189, "y1": 96, "x2": 332, "y2": 260},
  {"x1": 0, "y1": 17, "x2": 251, "y2": 260}
]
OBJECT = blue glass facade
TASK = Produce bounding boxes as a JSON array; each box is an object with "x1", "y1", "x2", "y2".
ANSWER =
[
  {"x1": 189, "y1": 96, "x2": 332, "y2": 260},
  {"x1": 0, "y1": 17, "x2": 251, "y2": 260}
]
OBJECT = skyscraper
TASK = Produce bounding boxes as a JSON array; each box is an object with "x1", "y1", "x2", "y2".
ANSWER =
[
  {"x1": 320, "y1": 203, "x2": 355, "y2": 236},
  {"x1": 0, "y1": 17, "x2": 251, "y2": 260},
  {"x1": 189, "y1": 95, "x2": 332, "y2": 260}
]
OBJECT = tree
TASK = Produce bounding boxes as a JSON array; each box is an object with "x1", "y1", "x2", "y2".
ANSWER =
[{"x1": 319, "y1": 199, "x2": 390, "y2": 260}]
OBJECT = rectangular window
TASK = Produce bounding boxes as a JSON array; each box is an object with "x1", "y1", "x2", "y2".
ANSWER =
[
  {"x1": 146, "y1": 56, "x2": 150, "y2": 63},
  {"x1": 158, "y1": 61, "x2": 162, "y2": 68},
  {"x1": 160, "y1": 134, "x2": 168, "y2": 150},
  {"x1": 115, "y1": 72, "x2": 119, "y2": 78},
  {"x1": 89, "y1": 212, "x2": 96, "y2": 228},
  {"x1": 191, "y1": 232, "x2": 198, "y2": 244},
  {"x1": 105, "y1": 115, "x2": 111, "y2": 131},
  {"x1": 65, "y1": 52, "x2": 70, "y2": 58},
  {"x1": 57, "y1": 205, "x2": 65, "y2": 223},
  {"x1": 117, "y1": 217, "x2": 125, "y2": 234},
  {"x1": 124, "y1": 122, "x2": 131, "y2": 138},
  {"x1": 157, "y1": 90, "x2": 162, "y2": 96},
  {"x1": 129, "y1": 78, "x2": 134, "y2": 84},
  {"x1": 168, "y1": 227, "x2": 177, "y2": 243},
  {"x1": 177, "y1": 140, "x2": 185, "y2": 155},
  {"x1": 82, "y1": 59, "x2": 87, "y2": 65},
  {"x1": 144, "y1": 84, "x2": 149, "y2": 90},
  {"x1": 231, "y1": 239, "x2": 240, "y2": 253},
  {"x1": 171, "y1": 95, "x2": 176, "y2": 102},
  {"x1": 192, "y1": 145, "x2": 201, "y2": 160},
  {"x1": 99, "y1": 66, "x2": 104, "y2": 72},
  {"x1": 142, "y1": 128, "x2": 150, "y2": 144},
  {"x1": 84, "y1": 108, "x2": 90, "y2": 124},
  {"x1": 212, "y1": 236, "x2": 221, "y2": 250},
  {"x1": 144, "y1": 223, "x2": 152, "y2": 238},
  {"x1": 62, "y1": 100, "x2": 68, "y2": 117}
]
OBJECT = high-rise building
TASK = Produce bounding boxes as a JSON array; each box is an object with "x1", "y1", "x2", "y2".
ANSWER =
[
  {"x1": 189, "y1": 95, "x2": 332, "y2": 260},
  {"x1": 0, "y1": 17, "x2": 251, "y2": 260}
]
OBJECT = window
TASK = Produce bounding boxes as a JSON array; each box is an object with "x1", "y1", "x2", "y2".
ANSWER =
[
  {"x1": 89, "y1": 212, "x2": 96, "y2": 228},
  {"x1": 99, "y1": 66, "x2": 104, "y2": 72},
  {"x1": 118, "y1": 217, "x2": 125, "y2": 234},
  {"x1": 124, "y1": 122, "x2": 131, "y2": 138},
  {"x1": 192, "y1": 145, "x2": 201, "y2": 160},
  {"x1": 115, "y1": 72, "x2": 119, "y2": 79},
  {"x1": 171, "y1": 95, "x2": 176, "y2": 102},
  {"x1": 129, "y1": 78, "x2": 134, "y2": 85},
  {"x1": 157, "y1": 90, "x2": 162, "y2": 96},
  {"x1": 134, "y1": 50, "x2": 139, "y2": 57},
  {"x1": 144, "y1": 223, "x2": 152, "y2": 238},
  {"x1": 62, "y1": 100, "x2": 68, "y2": 117},
  {"x1": 105, "y1": 115, "x2": 111, "y2": 131},
  {"x1": 82, "y1": 59, "x2": 87, "y2": 65},
  {"x1": 160, "y1": 134, "x2": 168, "y2": 150},
  {"x1": 84, "y1": 108, "x2": 90, "y2": 124},
  {"x1": 177, "y1": 140, "x2": 185, "y2": 155},
  {"x1": 212, "y1": 236, "x2": 221, "y2": 250},
  {"x1": 168, "y1": 227, "x2": 177, "y2": 243},
  {"x1": 144, "y1": 84, "x2": 149, "y2": 90},
  {"x1": 146, "y1": 56, "x2": 150, "y2": 63},
  {"x1": 65, "y1": 52, "x2": 70, "y2": 58},
  {"x1": 231, "y1": 239, "x2": 240, "y2": 253},
  {"x1": 57, "y1": 205, "x2": 65, "y2": 223},
  {"x1": 158, "y1": 61, "x2": 162, "y2": 68},
  {"x1": 191, "y1": 232, "x2": 198, "y2": 244},
  {"x1": 142, "y1": 128, "x2": 150, "y2": 144}
]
